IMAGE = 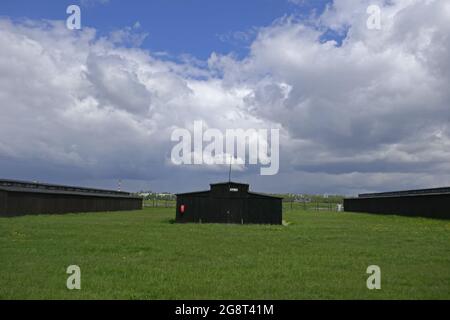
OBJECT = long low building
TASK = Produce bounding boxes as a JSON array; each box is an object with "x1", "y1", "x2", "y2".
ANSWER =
[
  {"x1": 344, "y1": 187, "x2": 450, "y2": 219},
  {"x1": 176, "y1": 181, "x2": 282, "y2": 225},
  {"x1": 0, "y1": 179, "x2": 142, "y2": 217}
]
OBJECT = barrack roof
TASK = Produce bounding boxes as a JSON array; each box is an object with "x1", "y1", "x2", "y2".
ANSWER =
[
  {"x1": 358, "y1": 186, "x2": 450, "y2": 198},
  {"x1": 0, "y1": 179, "x2": 141, "y2": 199}
]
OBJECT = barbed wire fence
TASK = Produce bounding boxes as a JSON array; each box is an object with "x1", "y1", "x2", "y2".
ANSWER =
[
  {"x1": 282, "y1": 196, "x2": 344, "y2": 213},
  {"x1": 143, "y1": 197, "x2": 176, "y2": 208},
  {"x1": 141, "y1": 195, "x2": 344, "y2": 212}
]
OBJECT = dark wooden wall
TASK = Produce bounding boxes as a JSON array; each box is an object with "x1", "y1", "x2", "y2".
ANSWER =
[
  {"x1": 0, "y1": 190, "x2": 7, "y2": 214},
  {"x1": 344, "y1": 194, "x2": 450, "y2": 220},
  {"x1": 175, "y1": 193, "x2": 282, "y2": 225},
  {"x1": 247, "y1": 196, "x2": 282, "y2": 224},
  {"x1": 0, "y1": 191, "x2": 142, "y2": 217}
]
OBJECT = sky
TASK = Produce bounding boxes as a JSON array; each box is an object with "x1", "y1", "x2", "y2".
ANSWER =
[
  {"x1": 0, "y1": 0, "x2": 449, "y2": 195},
  {"x1": 0, "y1": 0, "x2": 331, "y2": 59}
]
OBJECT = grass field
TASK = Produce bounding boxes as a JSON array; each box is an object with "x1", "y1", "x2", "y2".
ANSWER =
[{"x1": 0, "y1": 207, "x2": 449, "y2": 299}]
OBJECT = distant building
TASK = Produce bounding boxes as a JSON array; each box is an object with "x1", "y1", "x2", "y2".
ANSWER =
[
  {"x1": 138, "y1": 192, "x2": 151, "y2": 197},
  {"x1": 157, "y1": 192, "x2": 174, "y2": 197},
  {"x1": 176, "y1": 181, "x2": 282, "y2": 224},
  {"x1": 295, "y1": 198, "x2": 311, "y2": 203},
  {"x1": 0, "y1": 179, "x2": 142, "y2": 217}
]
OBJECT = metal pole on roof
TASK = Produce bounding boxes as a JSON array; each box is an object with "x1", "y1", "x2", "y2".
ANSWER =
[{"x1": 228, "y1": 154, "x2": 232, "y2": 183}]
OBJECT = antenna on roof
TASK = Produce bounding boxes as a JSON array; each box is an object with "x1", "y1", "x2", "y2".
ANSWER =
[{"x1": 228, "y1": 154, "x2": 232, "y2": 183}]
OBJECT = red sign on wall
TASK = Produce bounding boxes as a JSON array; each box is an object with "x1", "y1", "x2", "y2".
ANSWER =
[{"x1": 180, "y1": 204, "x2": 185, "y2": 214}]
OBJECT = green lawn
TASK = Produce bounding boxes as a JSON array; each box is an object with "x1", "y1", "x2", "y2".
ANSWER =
[{"x1": 0, "y1": 208, "x2": 449, "y2": 299}]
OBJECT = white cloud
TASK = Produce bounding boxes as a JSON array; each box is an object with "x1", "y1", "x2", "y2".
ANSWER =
[
  {"x1": 0, "y1": 0, "x2": 449, "y2": 194},
  {"x1": 107, "y1": 23, "x2": 149, "y2": 47}
]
